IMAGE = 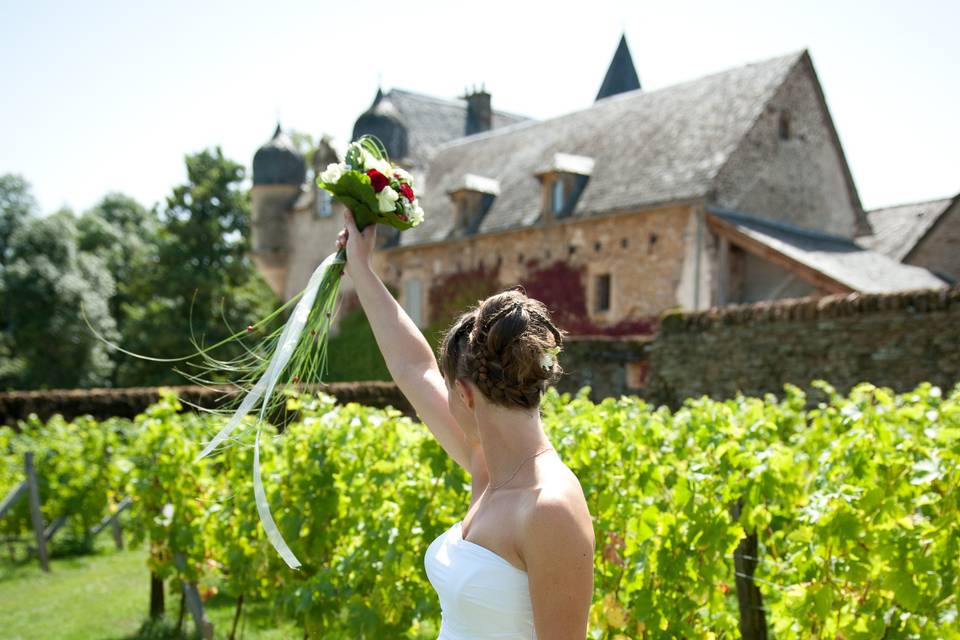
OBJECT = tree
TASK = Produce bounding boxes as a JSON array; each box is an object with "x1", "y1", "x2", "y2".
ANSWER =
[
  {"x1": 77, "y1": 193, "x2": 161, "y2": 385},
  {"x1": 1, "y1": 209, "x2": 117, "y2": 389},
  {"x1": 115, "y1": 146, "x2": 281, "y2": 387},
  {"x1": 0, "y1": 174, "x2": 39, "y2": 388},
  {"x1": 0, "y1": 173, "x2": 37, "y2": 268}
]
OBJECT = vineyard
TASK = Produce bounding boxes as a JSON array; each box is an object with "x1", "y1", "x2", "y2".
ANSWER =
[{"x1": 0, "y1": 380, "x2": 958, "y2": 639}]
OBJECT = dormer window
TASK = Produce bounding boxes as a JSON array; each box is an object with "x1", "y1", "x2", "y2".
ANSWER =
[
  {"x1": 448, "y1": 174, "x2": 499, "y2": 238},
  {"x1": 535, "y1": 153, "x2": 594, "y2": 220},
  {"x1": 316, "y1": 190, "x2": 333, "y2": 217},
  {"x1": 552, "y1": 179, "x2": 565, "y2": 214}
]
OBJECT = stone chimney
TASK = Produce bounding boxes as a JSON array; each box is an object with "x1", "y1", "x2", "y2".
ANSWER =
[{"x1": 465, "y1": 85, "x2": 492, "y2": 136}]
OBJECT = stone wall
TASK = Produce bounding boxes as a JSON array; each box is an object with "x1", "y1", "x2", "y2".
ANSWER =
[
  {"x1": 644, "y1": 286, "x2": 960, "y2": 409},
  {"x1": 555, "y1": 336, "x2": 653, "y2": 401},
  {"x1": 12, "y1": 288, "x2": 956, "y2": 428},
  {"x1": 285, "y1": 201, "x2": 346, "y2": 300}
]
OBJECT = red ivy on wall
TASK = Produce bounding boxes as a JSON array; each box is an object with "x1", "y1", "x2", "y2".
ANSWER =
[
  {"x1": 428, "y1": 262, "x2": 502, "y2": 329},
  {"x1": 519, "y1": 259, "x2": 658, "y2": 337}
]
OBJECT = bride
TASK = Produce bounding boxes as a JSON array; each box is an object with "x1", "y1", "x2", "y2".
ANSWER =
[{"x1": 337, "y1": 210, "x2": 594, "y2": 639}]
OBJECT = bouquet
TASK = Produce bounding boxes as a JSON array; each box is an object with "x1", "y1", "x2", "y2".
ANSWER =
[
  {"x1": 84, "y1": 135, "x2": 423, "y2": 569},
  {"x1": 318, "y1": 136, "x2": 424, "y2": 230}
]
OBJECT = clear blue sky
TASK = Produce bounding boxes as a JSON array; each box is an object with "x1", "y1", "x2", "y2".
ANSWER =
[{"x1": 1, "y1": 0, "x2": 957, "y2": 217}]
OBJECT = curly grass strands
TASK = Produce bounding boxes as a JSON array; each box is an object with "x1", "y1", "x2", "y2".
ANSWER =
[
  {"x1": 79, "y1": 287, "x2": 303, "y2": 364},
  {"x1": 79, "y1": 134, "x2": 419, "y2": 569}
]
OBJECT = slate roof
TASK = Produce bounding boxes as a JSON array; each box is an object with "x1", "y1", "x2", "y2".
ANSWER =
[
  {"x1": 397, "y1": 50, "x2": 806, "y2": 248},
  {"x1": 253, "y1": 124, "x2": 306, "y2": 186},
  {"x1": 709, "y1": 206, "x2": 947, "y2": 293},
  {"x1": 856, "y1": 196, "x2": 955, "y2": 261},
  {"x1": 362, "y1": 89, "x2": 531, "y2": 163}
]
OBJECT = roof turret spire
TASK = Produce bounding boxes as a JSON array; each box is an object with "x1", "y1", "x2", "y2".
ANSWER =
[{"x1": 596, "y1": 34, "x2": 641, "y2": 101}]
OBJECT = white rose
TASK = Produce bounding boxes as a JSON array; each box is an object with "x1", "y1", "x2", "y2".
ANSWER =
[
  {"x1": 540, "y1": 346, "x2": 560, "y2": 371},
  {"x1": 409, "y1": 202, "x2": 424, "y2": 226},
  {"x1": 393, "y1": 167, "x2": 414, "y2": 183},
  {"x1": 377, "y1": 186, "x2": 400, "y2": 212},
  {"x1": 362, "y1": 150, "x2": 392, "y2": 177},
  {"x1": 319, "y1": 163, "x2": 343, "y2": 184},
  {"x1": 360, "y1": 149, "x2": 376, "y2": 168},
  {"x1": 374, "y1": 159, "x2": 393, "y2": 177}
]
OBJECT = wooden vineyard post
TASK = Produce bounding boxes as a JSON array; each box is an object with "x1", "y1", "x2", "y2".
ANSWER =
[
  {"x1": 89, "y1": 495, "x2": 132, "y2": 550},
  {"x1": 25, "y1": 452, "x2": 49, "y2": 572},
  {"x1": 174, "y1": 552, "x2": 214, "y2": 639},
  {"x1": 730, "y1": 498, "x2": 768, "y2": 640},
  {"x1": 149, "y1": 573, "x2": 165, "y2": 619},
  {"x1": 111, "y1": 515, "x2": 124, "y2": 550}
]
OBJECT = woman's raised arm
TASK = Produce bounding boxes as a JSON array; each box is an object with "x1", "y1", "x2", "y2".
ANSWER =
[{"x1": 337, "y1": 210, "x2": 474, "y2": 472}]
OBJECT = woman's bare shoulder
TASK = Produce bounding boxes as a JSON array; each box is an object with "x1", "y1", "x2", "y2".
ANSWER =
[
  {"x1": 517, "y1": 459, "x2": 595, "y2": 638},
  {"x1": 521, "y1": 458, "x2": 593, "y2": 546}
]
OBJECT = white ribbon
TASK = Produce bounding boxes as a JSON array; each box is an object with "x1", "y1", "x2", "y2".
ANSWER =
[
  {"x1": 195, "y1": 250, "x2": 343, "y2": 569},
  {"x1": 254, "y1": 429, "x2": 301, "y2": 568}
]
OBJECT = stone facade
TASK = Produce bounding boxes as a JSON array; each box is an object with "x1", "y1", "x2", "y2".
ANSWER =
[
  {"x1": 712, "y1": 53, "x2": 869, "y2": 238},
  {"x1": 905, "y1": 198, "x2": 960, "y2": 284},
  {"x1": 376, "y1": 203, "x2": 698, "y2": 329},
  {"x1": 285, "y1": 204, "x2": 343, "y2": 301}
]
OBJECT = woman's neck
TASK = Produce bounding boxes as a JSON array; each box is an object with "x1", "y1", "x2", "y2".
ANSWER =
[{"x1": 472, "y1": 400, "x2": 552, "y2": 490}]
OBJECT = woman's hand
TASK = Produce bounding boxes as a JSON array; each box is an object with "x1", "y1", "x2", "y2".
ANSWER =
[{"x1": 336, "y1": 209, "x2": 377, "y2": 279}]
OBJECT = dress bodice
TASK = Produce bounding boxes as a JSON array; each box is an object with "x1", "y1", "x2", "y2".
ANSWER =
[{"x1": 424, "y1": 520, "x2": 536, "y2": 640}]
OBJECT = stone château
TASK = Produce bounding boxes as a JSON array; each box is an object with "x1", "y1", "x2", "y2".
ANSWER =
[{"x1": 249, "y1": 35, "x2": 953, "y2": 336}]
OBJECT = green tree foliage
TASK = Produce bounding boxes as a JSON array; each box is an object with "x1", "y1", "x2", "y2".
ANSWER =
[
  {"x1": 115, "y1": 147, "x2": 281, "y2": 387},
  {"x1": 0, "y1": 173, "x2": 37, "y2": 268},
  {"x1": 0, "y1": 174, "x2": 39, "y2": 386},
  {"x1": 1, "y1": 209, "x2": 117, "y2": 389},
  {"x1": 0, "y1": 147, "x2": 280, "y2": 390},
  {"x1": 324, "y1": 305, "x2": 392, "y2": 382},
  {"x1": 77, "y1": 193, "x2": 162, "y2": 385}
]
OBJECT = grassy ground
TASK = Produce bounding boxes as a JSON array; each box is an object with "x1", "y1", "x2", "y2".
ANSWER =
[{"x1": 0, "y1": 539, "x2": 299, "y2": 640}]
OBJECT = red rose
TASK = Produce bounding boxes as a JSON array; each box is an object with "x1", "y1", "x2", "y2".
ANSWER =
[
  {"x1": 398, "y1": 183, "x2": 415, "y2": 202},
  {"x1": 367, "y1": 169, "x2": 389, "y2": 193}
]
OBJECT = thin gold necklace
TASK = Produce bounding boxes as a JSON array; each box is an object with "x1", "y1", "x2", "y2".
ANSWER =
[{"x1": 488, "y1": 445, "x2": 554, "y2": 491}]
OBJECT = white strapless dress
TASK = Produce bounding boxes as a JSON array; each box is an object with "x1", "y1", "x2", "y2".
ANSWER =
[{"x1": 424, "y1": 520, "x2": 537, "y2": 639}]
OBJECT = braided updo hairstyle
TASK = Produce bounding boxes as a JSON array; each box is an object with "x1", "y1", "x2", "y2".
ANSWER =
[{"x1": 438, "y1": 287, "x2": 566, "y2": 410}]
